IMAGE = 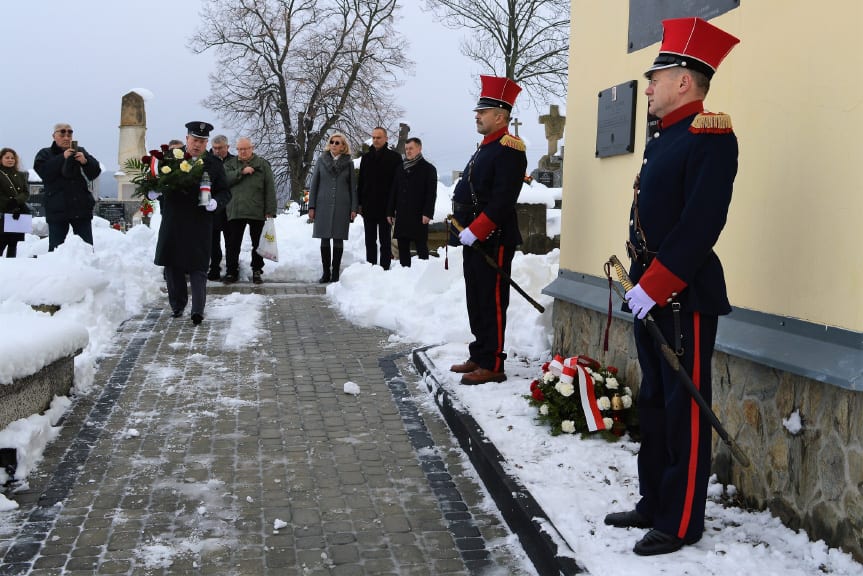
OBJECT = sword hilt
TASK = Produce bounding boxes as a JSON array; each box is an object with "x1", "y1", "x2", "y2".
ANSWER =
[{"x1": 609, "y1": 254, "x2": 635, "y2": 292}]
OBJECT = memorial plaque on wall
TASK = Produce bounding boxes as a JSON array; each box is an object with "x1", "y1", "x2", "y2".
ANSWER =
[
  {"x1": 596, "y1": 81, "x2": 637, "y2": 158},
  {"x1": 628, "y1": 0, "x2": 739, "y2": 53}
]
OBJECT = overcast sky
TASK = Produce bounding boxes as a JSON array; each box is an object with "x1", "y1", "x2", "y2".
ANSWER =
[{"x1": 3, "y1": 1, "x2": 556, "y2": 191}]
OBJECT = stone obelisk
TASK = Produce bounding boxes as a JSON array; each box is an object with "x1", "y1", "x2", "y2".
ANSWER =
[{"x1": 115, "y1": 91, "x2": 147, "y2": 200}]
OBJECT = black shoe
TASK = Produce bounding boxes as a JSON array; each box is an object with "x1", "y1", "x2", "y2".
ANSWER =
[
  {"x1": 171, "y1": 309, "x2": 184, "y2": 318},
  {"x1": 207, "y1": 269, "x2": 221, "y2": 281},
  {"x1": 191, "y1": 313, "x2": 203, "y2": 326},
  {"x1": 318, "y1": 271, "x2": 331, "y2": 283},
  {"x1": 252, "y1": 271, "x2": 263, "y2": 285},
  {"x1": 633, "y1": 529, "x2": 686, "y2": 556},
  {"x1": 223, "y1": 273, "x2": 238, "y2": 284},
  {"x1": 604, "y1": 510, "x2": 651, "y2": 529}
]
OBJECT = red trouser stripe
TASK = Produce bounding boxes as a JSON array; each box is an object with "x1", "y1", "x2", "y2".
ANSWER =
[
  {"x1": 493, "y1": 246, "x2": 504, "y2": 372},
  {"x1": 678, "y1": 312, "x2": 701, "y2": 539}
]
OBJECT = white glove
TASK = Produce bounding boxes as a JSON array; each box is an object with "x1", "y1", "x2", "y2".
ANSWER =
[
  {"x1": 147, "y1": 191, "x2": 160, "y2": 201},
  {"x1": 205, "y1": 198, "x2": 218, "y2": 212},
  {"x1": 625, "y1": 284, "x2": 656, "y2": 320},
  {"x1": 459, "y1": 227, "x2": 478, "y2": 246}
]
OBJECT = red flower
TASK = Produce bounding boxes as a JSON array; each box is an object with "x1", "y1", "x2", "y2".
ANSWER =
[
  {"x1": 530, "y1": 379, "x2": 540, "y2": 392},
  {"x1": 141, "y1": 155, "x2": 151, "y2": 164},
  {"x1": 160, "y1": 144, "x2": 170, "y2": 152},
  {"x1": 184, "y1": 151, "x2": 192, "y2": 160},
  {"x1": 532, "y1": 388, "x2": 545, "y2": 402},
  {"x1": 150, "y1": 150, "x2": 164, "y2": 160},
  {"x1": 607, "y1": 366, "x2": 619, "y2": 375},
  {"x1": 541, "y1": 361, "x2": 550, "y2": 373}
]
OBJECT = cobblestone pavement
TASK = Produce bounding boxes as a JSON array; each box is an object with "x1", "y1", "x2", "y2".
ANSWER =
[{"x1": 0, "y1": 282, "x2": 531, "y2": 575}]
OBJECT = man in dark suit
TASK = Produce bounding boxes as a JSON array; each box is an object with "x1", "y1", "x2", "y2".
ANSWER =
[
  {"x1": 207, "y1": 134, "x2": 233, "y2": 280},
  {"x1": 603, "y1": 17, "x2": 740, "y2": 556},
  {"x1": 387, "y1": 137, "x2": 437, "y2": 267},
  {"x1": 357, "y1": 127, "x2": 401, "y2": 270},
  {"x1": 449, "y1": 75, "x2": 527, "y2": 386}
]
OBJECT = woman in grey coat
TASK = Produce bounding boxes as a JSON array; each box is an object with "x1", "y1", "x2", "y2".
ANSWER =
[{"x1": 308, "y1": 133, "x2": 358, "y2": 282}]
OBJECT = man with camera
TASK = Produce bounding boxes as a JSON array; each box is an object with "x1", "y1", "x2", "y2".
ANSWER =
[{"x1": 34, "y1": 123, "x2": 102, "y2": 251}]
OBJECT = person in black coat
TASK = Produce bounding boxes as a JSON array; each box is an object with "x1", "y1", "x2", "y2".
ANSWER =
[
  {"x1": 357, "y1": 127, "x2": 401, "y2": 270},
  {"x1": 604, "y1": 17, "x2": 740, "y2": 557},
  {"x1": 207, "y1": 134, "x2": 234, "y2": 280},
  {"x1": 0, "y1": 148, "x2": 30, "y2": 257},
  {"x1": 154, "y1": 122, "x2": 230, "y2": 326},
  {"x1": 33, "y1": 123, "x2": 101, "y2": 251},
  {"x1": 449, "y1": 76, "x2": 527, "y2": 386},
  {"x1": 387, "y1": 137, "x2": 437, "y2": 267}
]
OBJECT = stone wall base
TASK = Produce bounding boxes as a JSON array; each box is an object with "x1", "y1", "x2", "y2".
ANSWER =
[
  {"x1": 552, "y1": 299, "x2": 863, "y2": 562},
  {"x1": 0, "y1": 354, "x2": 76, "y2": 430}
]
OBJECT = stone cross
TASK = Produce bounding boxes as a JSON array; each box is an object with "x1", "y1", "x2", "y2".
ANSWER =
[
  {"x1": 539, "y1": 104, "x2": 566, "y2": 158},
  {"x1": 510, "y1": 117, "x2": 522, "y2": 137}
]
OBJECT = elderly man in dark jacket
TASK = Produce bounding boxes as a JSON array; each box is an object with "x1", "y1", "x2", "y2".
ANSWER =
[
  {"x1": 387, "y1": 137, "x2": 437, "y2": 267},
  {"x1": 34, "y1": 123, "x2": 101, "y2": 251},
  {"x1": 154, "y1": 122, "x2": 230, "y2": 326},
  {"x1": 357, "y1": 126, "x2": 401, "y2": 270}
]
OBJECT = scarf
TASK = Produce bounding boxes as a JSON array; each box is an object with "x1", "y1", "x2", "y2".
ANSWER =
[{"x1": 403, "y1": 153, "x2": 423, "y2": 172}]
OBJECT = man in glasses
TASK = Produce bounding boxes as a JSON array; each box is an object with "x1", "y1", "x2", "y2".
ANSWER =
[
  {"x1": 223, "y1": 137, "x2": 276, "y2": 284},
  {"x1": 357, "y1": 126, "x2": 401, "y2": 270},
  {"x1": 34, "y1": 123, "x2": 102, "y2": 251}
]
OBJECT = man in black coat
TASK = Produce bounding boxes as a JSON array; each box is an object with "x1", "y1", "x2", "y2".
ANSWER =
[
  {"x1": 154, "y1": 122, "x2": 230, "y2": 326},
  {"x1": 207, "y1": 134, "x2": 233, "y2": 280},
  {"x1": 387, "y1": 137, "x2": 437, "y2": 267},
  {"x1": 449, "y1": 76, "x2": 527, "y2": 386},
  {"x1": 34, "y1": 123, "x2": 101, "y2": 251},
  {"x1": 357, "y1": 126, "x2": 401, "y2": 270}
]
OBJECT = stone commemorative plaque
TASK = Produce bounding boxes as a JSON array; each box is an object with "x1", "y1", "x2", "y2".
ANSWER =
[
  {"x1": 627, "y1": 0, "x2": 739, "y2": 53},
  {"x1": 596, "y1": 81, "x2": 637, "y2": 158},
  {"x1": 97, "y1": 201, "x2": 127, "y2": 226}
]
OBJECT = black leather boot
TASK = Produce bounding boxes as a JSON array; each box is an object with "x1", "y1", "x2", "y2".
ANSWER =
[
  {"x1": 319, "y1": 246, "x2": 331, "y2": 283},
  {"x1": 331, "y1": 244, "x2": 343, "y2": 282}
]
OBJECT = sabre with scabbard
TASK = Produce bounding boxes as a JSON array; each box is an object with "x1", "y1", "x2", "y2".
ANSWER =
[
  {"x1": 605, "y1": 254, "x2": 750, "y2": 468},
  {"x1": 448, "y1": 214, "x2": 545, "y2": 313}
]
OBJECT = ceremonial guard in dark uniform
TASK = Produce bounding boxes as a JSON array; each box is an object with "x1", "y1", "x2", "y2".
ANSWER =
[
  {"x1": 603, "y1": 18, "x2": 740, "y2": 556},
  {"x1": 449, "y1": 75, "x2": 527, "y2": 385}
]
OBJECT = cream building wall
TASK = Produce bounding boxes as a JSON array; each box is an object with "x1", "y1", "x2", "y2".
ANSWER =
[{"x1": 562, "y1": 2, "x2": 863, "y2": 332}]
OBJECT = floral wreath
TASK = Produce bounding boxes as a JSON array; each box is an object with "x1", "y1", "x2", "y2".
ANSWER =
[
  {"x1": 123, "y1": 144, "x2": 206, "y2": 198},
  {"x1": 527, "y1": 354, "x2": 635, "y2": 438}
]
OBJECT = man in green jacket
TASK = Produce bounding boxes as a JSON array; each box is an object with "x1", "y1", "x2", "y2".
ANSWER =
[{"x1": 223, "y1": 137, "x2": 277, "y2": 284}]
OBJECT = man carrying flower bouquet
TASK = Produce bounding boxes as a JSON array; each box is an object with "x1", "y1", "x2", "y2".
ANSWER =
[
  {"x1": 154, "y1": 121, "x2": 230, "y2": 326},
  {"x1": 604, "y1": 18, "x2": 740, "y2": 556}
]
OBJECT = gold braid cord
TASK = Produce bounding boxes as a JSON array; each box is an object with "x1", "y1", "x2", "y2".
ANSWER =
[{"x1": 609, "y1": 255, "x2": 634, "y2": 292}]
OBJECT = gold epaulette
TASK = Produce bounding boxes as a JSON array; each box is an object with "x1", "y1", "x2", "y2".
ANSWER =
[
  {"x1": 689, "y1": 112, "x2": 733, "y2": 134},
  {"x1": 500, "y1": 134, "x2": 526, "y2": 151}
]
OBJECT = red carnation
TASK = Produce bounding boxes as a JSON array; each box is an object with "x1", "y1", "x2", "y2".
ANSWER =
[
  {"x1": 141, "y1": 155, "x2": 151, "y2": 164},
  {"x1": 530, "y1": 379, "x2": 540, "y2": 392},
  {"x1": 184, "y1": 152, "x2": 192, "y2": 160},
  {"x1": 532, "y1": 388, "x2": 545, "y2": 402},
  {"x1": 160, "y1": 144, "x2": 170, "y2": 152},
  {"x1": 541, "y1": 362, "x2": 550, "y2": 373},
  {"x1": 607, "y1": 366, "x2": 619, "y2": 375},
  {"x1": 151, "y1": 150, "x2": 164, "y2": 160}
]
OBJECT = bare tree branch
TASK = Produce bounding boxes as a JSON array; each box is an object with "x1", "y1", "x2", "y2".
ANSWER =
[
  {"x1": 190, "y1": 0, "x2": 411, "y2": 205},
  {"x1": 422, "y1": 0, "x2": 569, "y2": 106}
]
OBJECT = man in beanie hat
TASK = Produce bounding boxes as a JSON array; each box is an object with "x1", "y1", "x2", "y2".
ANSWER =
[
  {"x1": 603, "y1": 17, "x2": 740, "y2": 555},
  {"x1": 449, "y1": 75, "x2": 527, "y2": 385}
]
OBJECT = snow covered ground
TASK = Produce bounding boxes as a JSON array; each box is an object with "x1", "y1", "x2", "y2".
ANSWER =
[{"x1": 0, "y1": 181, "x2": 859, "y2": 574}]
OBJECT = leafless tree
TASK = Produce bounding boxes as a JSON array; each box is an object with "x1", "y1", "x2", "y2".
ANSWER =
[
  {"x1": 190, "y1": 0, "x2": 411, "y2": 204},
  {"x1": 423, "y1": 0, "x2": 569, "y2": 105}
]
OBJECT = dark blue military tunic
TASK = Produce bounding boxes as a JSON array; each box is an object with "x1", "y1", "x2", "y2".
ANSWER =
[
  {"x1": 627, "y1": 99, "x2": 738, "y2": 544},
  {"x1": 451, "y1": 128, "x2": 527, "y2": 372}
]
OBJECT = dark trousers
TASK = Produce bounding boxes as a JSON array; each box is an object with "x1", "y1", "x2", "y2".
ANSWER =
[
  {"x1": 165, "y1": 267, "x2": 207, "y2": 316},
  {"x1": 226, "y1": 218, "x2": 265, "y2": 275},
  {"x1": 395, "y1": 236, "x2": 429, "y2": 267},
  {"x1": 634, "y1": 309, "x2": 718, "y2": 544},
  {"x1": 0, "y1": 235, "x2": 18, "y2": 258},
  {"x1": 363, "y1": 216, "x2": 392, "y2": 270},
  {"x1": 463, "y1": 243, "x2": 514, "y2": 372},
  {"x1": 209, "y1": 210, "x2": 230, "y2": 273},
  {"x1": 48, "y1": 218, "x2": 93, "y2": 251}
]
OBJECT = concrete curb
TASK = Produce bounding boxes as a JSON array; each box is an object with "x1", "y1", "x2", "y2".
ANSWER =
[{"x1": 412, "y1": 347, "x2": 583, "y2": 576}]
